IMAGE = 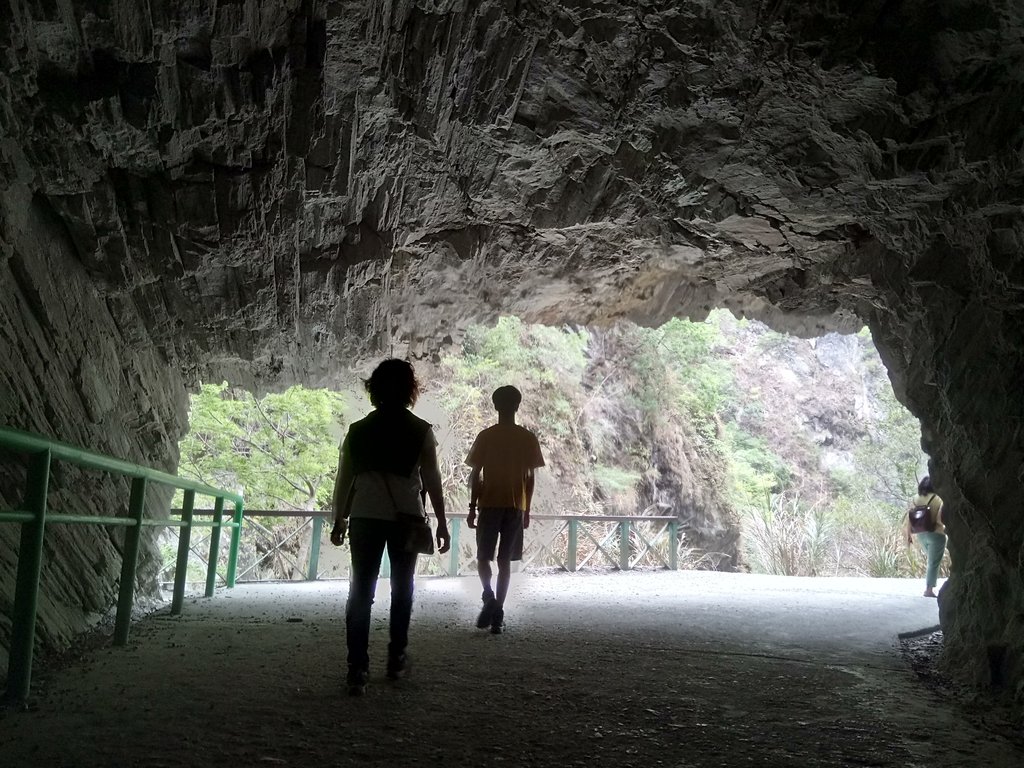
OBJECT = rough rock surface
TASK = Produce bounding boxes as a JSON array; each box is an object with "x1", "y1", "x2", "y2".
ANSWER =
[{"x1": 1, "y1": 0, "x2": 1023, "y2": 702}]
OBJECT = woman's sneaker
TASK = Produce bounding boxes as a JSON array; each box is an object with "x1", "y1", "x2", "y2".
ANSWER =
[
  {"x1": 346, "y1": 667, "x2": 368, "y2": 696},
  {"x1": 490, "y1": 608, "x2": 505, "y2": 635},
  {"x1": 476, "y1": 590, "x2": 497, "y2": 629}
]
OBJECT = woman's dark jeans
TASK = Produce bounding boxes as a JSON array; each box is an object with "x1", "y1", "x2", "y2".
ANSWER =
[{"x1": 346, "y1": 517, "x2": 418, "y2": 671}]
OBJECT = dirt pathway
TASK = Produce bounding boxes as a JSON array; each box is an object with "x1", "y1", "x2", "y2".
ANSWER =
[{"x1": 1, "y1": 571, "x2": 1019, "y2": 767}]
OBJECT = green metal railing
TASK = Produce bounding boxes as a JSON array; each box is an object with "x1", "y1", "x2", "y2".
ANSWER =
[
  {"x1": 0, "y1": 426, "x2": 244, "y2": 703},
  {"x1": 216, "y1": 511, "x2": 680, "y2": 581}
]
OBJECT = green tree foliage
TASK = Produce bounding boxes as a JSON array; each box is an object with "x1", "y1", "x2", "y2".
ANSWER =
[
  {"x1": 721, "y1": 423, "x2": 792, "y2": 511},
  {"x1": 178, "y1": 383, "x2": 349, "y2": 511},
  {"x1": 849, "y1": 348, "x2": 924, "y2": 508},
  {"x1": 658, "y1": 317, "x2": 732, "y2": 431},
  {"x1": 612, "y1": 319, "x2": 732, "y2": 440}
]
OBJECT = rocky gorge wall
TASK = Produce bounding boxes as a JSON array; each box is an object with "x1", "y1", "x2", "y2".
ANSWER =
[
  {"x1": 1, "y1": 0, "x2": 1022, "y2": 702},
  {"x1": 0, "y1": 185, "x2": 185, "y2": 671}
]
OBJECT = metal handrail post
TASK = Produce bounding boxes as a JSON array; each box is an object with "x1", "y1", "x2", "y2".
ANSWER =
[
  {"x1": 171, "y1": 490, "x2": 195, "y2": 615},
  {"x1": 6, "y1": 449, "x2": 52, "y2": 702},
  {"x1": 114, "y1": 477, "x2": 148, "y2": 646},
  {"x1": 619, "y1": 520, "x2": 630, "y2": 571},
  {"x1": 668, "y1": 520, "x2": 678, "y2": 570},
  {"x1": 225, "y1": 500, "x2": 244, "y2": 587},
  {"x1": 448, "y1": 517, "x2": 460, "y2": 576},
  {"x1": 307, "y1": 516, "x2": 323, "y2": 580},
  {"x1": 205, "y1": 497, "x2": 225, "y2": 597},
  {"x1": 567, "y1": 519, "x2": 578, "y2": 572}
]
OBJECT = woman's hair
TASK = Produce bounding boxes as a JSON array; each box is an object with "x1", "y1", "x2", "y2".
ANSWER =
[
  {"x1": 364, "y1": 358, "x2": 420, "y2": 409},
  {"x1": 918, "y1": 475, "x2": 934, "y2": 495}
]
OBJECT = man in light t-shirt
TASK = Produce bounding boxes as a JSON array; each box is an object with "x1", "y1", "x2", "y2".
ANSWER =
[{"x1": 466, "y1": 385, "x2": 544, "y2": 634}]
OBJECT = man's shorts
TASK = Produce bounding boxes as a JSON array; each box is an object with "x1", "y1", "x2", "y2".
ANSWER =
[{"x1": 476, "y1": 507, "x2": 524, "y2": 561}]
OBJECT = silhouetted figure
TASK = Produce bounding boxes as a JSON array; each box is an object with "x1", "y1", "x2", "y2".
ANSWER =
[
  {"x1": 905, "y1": 475, "x2": 946, "y2": 598},
  {"x1": 330, "y1": 359, "x2": 450, "y2": 695},
  {"x1": 466, "y1": 385, "x2": 545, "y2": 634}
]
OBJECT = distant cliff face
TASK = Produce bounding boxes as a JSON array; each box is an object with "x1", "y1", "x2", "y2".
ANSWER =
[{"x1": 2, "y1": 1, "x2": 1023, "y2": 700}]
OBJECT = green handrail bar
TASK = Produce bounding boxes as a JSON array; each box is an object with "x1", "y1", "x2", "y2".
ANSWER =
[
  {"x1": 0, "y1": 427, "x2": 244, "y2": 503},
  {"x1": 668, "y1": 520, "x2": 679, "y2": 571},
  {"x1": 171, "y1": 491, "x2": 196, "y2": 616},
  {"x1": 7, "y1": 450, "x2": 50, "y2": 708},
  {"x1": 205, "y1": 497, "x2": 225, "y2": 598},
  {"x1": 307, "y1": 517, "x2": 324, "y2": 580},
  {"x1": 225, "y1": 501, "x2": 245, "y2": 587},
  {"x1": 567, "y1": 518, "x2": 579, "y2": 572},
  {"x1": 618, "y1": 521, "x2": 631, "y2": 571},
  {"x1": 114, "y1": 477, "x2": 148, "y2": 647},
  {"x1": 0, "y1": 426, "x2": 244, "y2": 704},
  {"x1": 448, "y1": 518, "x2": 461, "y2": 577}
]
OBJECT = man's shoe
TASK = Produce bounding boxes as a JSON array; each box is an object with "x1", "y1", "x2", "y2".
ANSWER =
[
  {"x1": 386, "y1": 653, "x2": 408, "y2": 680},
  {"x1": 346, "y1": 667, "x2": 368, "y2": 696},
  {"x1": 476, "y1": 591, "x2": 497, "y2": 629},
  {"x1": 490, "y1": 607, "x2": 504, "y2": 635}
]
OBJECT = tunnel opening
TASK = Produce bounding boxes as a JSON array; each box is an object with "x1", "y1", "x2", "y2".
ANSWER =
[{"x1": 167, "y1": 312, "x2": 939, "y2": 593}]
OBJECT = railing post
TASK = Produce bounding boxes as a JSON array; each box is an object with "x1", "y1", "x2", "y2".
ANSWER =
[
  {"x1": 619, "y1": 520, "x2": 630, "y2": 571},
  {"x1": 171, "y1": 490, "x2": 195, "y2": 615},
  {"x1": 114, "y1": 477, "x2": 148, "y2": 646},
  {"x1": 205, "y1": 497, "x2": 225, "y2": 597},
  {"x1": 307, "y1": 516, "x2": 323, "y2": 581},
  {"x1": 6, "y1": 449, "x2": 51, "y2": 703},
  {"x1": 567, "y1": 519, "x2": 578, "y2": 572},
  {"x1": 448, "y1": 517, "x2": 460, "y2": 577},
  {"x1": 226, "y1": 500, "x2": 244, "y2": 587},
  {"x1": 668, "y1": 520, "x2": 678, "y2": 570}
]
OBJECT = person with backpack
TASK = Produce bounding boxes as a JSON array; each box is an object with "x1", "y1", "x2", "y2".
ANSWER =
[{"x1": 905, "y1": 475, "x2": 946, "y2": 597}]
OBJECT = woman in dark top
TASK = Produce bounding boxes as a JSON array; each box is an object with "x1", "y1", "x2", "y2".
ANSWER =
[{"x1": 330, "y1": 359, "x2": 449, "y2": 695}]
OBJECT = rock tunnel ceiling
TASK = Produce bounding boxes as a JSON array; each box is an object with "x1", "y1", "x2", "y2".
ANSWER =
[{"x1": 1, "y1": 1, "x2": 1023, "y2": 700}]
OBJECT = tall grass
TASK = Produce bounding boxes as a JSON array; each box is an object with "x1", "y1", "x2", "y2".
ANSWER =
[{"x1": 741, "y1": 490, "x2": 942, "y2": 578}]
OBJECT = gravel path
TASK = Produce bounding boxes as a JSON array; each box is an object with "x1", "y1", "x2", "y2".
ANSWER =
[{"x1": 1, "y1": 571, "x2": 1020, "y2": 767}]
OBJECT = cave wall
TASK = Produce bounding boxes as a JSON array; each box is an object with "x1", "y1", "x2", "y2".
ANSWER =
[
  {"x1": 0, "y1": 183, "x2": 185, "y2": 669},
  {"x1": 870, "y1": 251, "x2": 1024, "y2": 699},
  {"x1": 1, "y1": 0, "x2": 1023, "y2": 700}
]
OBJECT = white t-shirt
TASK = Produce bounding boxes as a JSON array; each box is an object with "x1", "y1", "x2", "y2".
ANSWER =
[{"x1": 347, "y1": 429, "x2": 437, "y2": 521}]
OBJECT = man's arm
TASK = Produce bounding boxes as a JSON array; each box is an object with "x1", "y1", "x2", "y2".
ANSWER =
[
  {"x1": 331, "y1": 440, "x2": 354, "y2": 546},
  {"x1": 522, "y1": 434, "x2": 544, "y2": 529},
  {"x1": 523, "y1": 467, "x2": 535, "y2": 529},
  {"x1": 467, "y1": 466, "x2": 483, "y2": 529},
  {"x1": 420, "y1": 432, "x2": 450, "y2": 554}
]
